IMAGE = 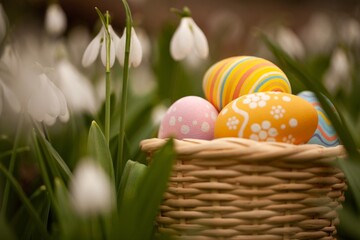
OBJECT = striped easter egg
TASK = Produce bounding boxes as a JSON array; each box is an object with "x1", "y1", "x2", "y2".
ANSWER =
[
  {"x1": 203, "y1": 56, "x2": 291, "y2": 111},
  {"x1": 297, "y1": 91, "x2": 340, "y2": 147}
]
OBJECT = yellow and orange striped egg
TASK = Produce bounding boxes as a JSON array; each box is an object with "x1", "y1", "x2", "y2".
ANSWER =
[{"x1": 203, "y1": 56, "x2": 292, "y2": 111}]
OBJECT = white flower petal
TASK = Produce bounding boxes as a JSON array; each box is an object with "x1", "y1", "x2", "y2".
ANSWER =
[
  {"x1": 43, "y1": 114, "x2": 57, "y2": 126},
  {"x1": 82, "y1": 28, "x2": 103, "y2": 67},
  {"x1": 128, "y1": 27, "x2": 143, "y2": 67},
  {"x1": 189, "y1": 18, "x2": 209, "y2": 59},
  {"x1": 0, "y1": 81, "x2": 21, "y2": 113},
  {"x1": 100, "y1": 34, "x2": 107, "y2": 67},
  {"x1": 116, "y1": 29, "x2": 126, "y2": 66},
  {"x1": 170, "y1": 17, "x2": 194, "y2": 60},
  {"x1": 70, "y1": 160, "x2": 114, "y2": 216},
  {"x1": 100, "y1": 31, "x2": 116, "y2": 68},
  {"x1": 56, "y1": 59, "x2": 97, "y2": 113},
  {"x1": 45, "y1": 3, "x2": 67, "y2": 36}
]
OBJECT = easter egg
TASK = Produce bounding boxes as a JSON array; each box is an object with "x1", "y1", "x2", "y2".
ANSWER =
[
  {"x1": 203, "y1": 56, "x2": 291, "y2": 111},
  {"x1": 158, "y1": 96, "x2": 218, "y2": 140},
  {"x1": 214, "y1": 92, "x2": 318, "y2": 144},
  {"x1": 297, "y1": 91, "x2": 340, "y2": 147}
]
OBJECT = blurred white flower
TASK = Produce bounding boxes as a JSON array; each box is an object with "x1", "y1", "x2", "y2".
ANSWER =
[
  {"x1": 170, "y1": 17, "x2": 208, "y2": 61},
  {"x1": 55, "y1": 59, "x2": 97, "y2": 114},
  {"x1": 324, "y1": 48, "x2": 351, "y2": 94},
  {"x1": 82, "y1": 25, "x2": 120, "y2": 68},
  {"x1": 117, "y1": 27, "x2": 143, "y2": 67},
  {"x1": 45, "y1": 3, "x2": 67, "y2": 37},
  {"x1": 67, "y1": 26, "x2": 91, "y2": 66},
  {"x1": 27, "y1": 73, "x2": 69, "y2": 125},
  {"x1": 0, "y1": 4, "x2": 7, "y2": 43},
  {"x1": 1, "y1": 44, "x2": 19, "y2": 74},
  {"x1": 300, "y1": 13, "x2": 335, "y2": 54},
  {"x1": 129, "y1": 65, "x2": 156, "y2": 96},
  {"x1": 70, "y1": 159, "x2": 114, "y2": 216},
  {"x1": 276, "y1": 27, "x2": 305, "y2": 59},
  {"x1": 151, "y1": 104, "x2": 167, "y2": 125},
  {"x1": 0, "y1": 79, "x2": 21, "y2": 116},
  {"x1": 339, "y1": 18, "x2": 360, "y2": 47}
]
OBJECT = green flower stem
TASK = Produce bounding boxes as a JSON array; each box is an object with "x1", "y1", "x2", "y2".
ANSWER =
[
  {"x1": 0, "y1": 163, "x2": 51, "y2": 240},
  {"x1": 105, "y1": 11, "x2": 111, "y2": 145},
  {"x1": 95, "y1": 7, "x2": 111, "y2": 145},
  {"x1": 0, "y1": 147, "x2": 30, "y2": 160},
  {"x1": 31, "y1": 129, "x2": 59, "y2": 214},
  {"x1": 116, "y1": 0, "x2": 132, "y2": 186},
  {"x1": 0, "y1": 115, "x2": 23, "y2": 219}
]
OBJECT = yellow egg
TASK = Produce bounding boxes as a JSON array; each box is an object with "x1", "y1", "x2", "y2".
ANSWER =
[
  {"x1": 203, "y1": 56, "x2": 291, "y2": 111},
  {"x1": 214, "y1": 92, "x2": 318, "y2": 144}
]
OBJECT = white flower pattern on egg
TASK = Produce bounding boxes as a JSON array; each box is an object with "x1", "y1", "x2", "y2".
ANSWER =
[
  {"x1": 250, "y1": 120, "x2": 278, "y2": 142},
  {"x1": 242, "y1": 92, "x2": 270, "y2": 109},
  {"x1": 270, "y1": 105, "x2": 286, "y2": 119},
  {"x1": 226, "y1": 116, "x2": 239, "y2": 130},
  {"x1": 283, "y1": 134, "x2": 296, "y2": 144}
]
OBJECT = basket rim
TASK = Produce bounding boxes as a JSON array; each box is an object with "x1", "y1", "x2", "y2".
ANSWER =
[{"x1": 140, "y1": 138, "x2": 345, "y2": 163}]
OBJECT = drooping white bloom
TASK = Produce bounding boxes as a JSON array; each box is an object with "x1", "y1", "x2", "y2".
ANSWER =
[
  {"x1": 276, "y1": 27, "x2": 305, "y2": 59},
  {"x1": 170, "y1": 17, "x2": 209, "y2": 61},
  {"x1": 82, "y1": 25, "x2": 120, "y2": 68},
  {"x1": 117, "y1": 27, "x2": 143, "y2": 67},
  {"x1": 1, "y1": 45, "x2": 19, "y2": 74},
  {"x1": 45, "y1": 3, "x2": 67, "y2": 37},
  {"x1": 300, "y1": 13, "x2": 335, "y2": 54},
  {"x1": 151, "y1": 104, "x2": 167, "y2": 125},
  {"x1": 339, "y1": 18, "x2": 360, "y2": 47},
  {"x1": 0, "y1": 79, "x2": 21, "y2": 116},
  {"x1": 27, "y1": 74, "x2": 69, "y2": 125},
  {"x1": 324, "y1": 48, "x2": 351, "y2": 94},
  {"x1": 55, "y1": 59, "x2": 97, "y2": 114},
  {"x1": 0, "y1": 4, "x2": 7, "y2": 43},
  {"x1": 70, "y1": 159, "x2": 114, "y2": 216}
]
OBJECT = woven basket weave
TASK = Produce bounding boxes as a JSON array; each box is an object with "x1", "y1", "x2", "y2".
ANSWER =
[{"x1": 140, "y1": 137, "x2": 347, "y2": 240}]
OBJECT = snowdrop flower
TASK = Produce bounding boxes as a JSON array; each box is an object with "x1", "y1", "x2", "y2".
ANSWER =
[
  {"x1": 170, "y1": 16, "x2": 209, "y2": 61},
  {"x1": 151, "y1": 104, "x2": 167, "y2": 125},
  {"x1": 45, "y1": 3, "x2": 67, "y2": 37},
  {"x1": 276, "y1": 27, "x2": 305, "y2": 59},
  {"x1": 82, "y1": 25, "x2": 120, "y2": 68},
  {"x1": 0, "y1": 79, "x2": 21, "y2": 116},
  {"x1": 117, "y1": 27, "x2": 143, "y2": 67},
  {"x1": 300, "y1": 13, "x2": 335, "y2": 54},
  {"x1": 1, "y1": 45, "x2": 19, "y2": 74},
  {"x1": 0, "y1": 4, "x2": 7, "y2": 43},
  {"x1": 324, "y1": 48, "x2": 351, "y2": 94},
  {"x1": 339, "y1": 18, "x2": 360, "y2": 47},
  {"x1": 55, "y1": 59, "x2": 97, "y2": 114},
  {"x1": 27, "y1": 73, "x2": 69, "y2": 126},
  {"x1": 70, "y1": 159, "x2": 114, "y2": 216}
]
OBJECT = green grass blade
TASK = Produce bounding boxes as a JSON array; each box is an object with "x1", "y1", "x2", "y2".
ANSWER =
[
  {"x1": 0, "y1": 163, "x2": 50, "y2": 240},
  {"x1": 117, "y1": 160, "x2": 147, "y2": 208},
  {"x1": 0, "y1": 216, "x2": 16, "y2": 240},
  {"x1": 11, "y1": 186, "x2": 50, "y2": 240},
  {"x1": 87, "y1": 121, "x2": 115, "y2": 184},
  {"x1": 119, "y1": 139, "x2": 175, "y2": 240}
]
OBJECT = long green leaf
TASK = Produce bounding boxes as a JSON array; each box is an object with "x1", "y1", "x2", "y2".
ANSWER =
[
  {"x1": 0, "y1": 163, "x2": 50, "y2": 240},
  {"x1": 87, "y1": 121, "x2": 115, "y2": 184},
  {"x1": 35, "y1": 127, "x2": 72, "y2": 181},
  {"x1": 54, "y1": 178, "x2": 77, "y2": 240},
  {"x1": 117, "y1": 160, "x2": 147, "y2": 208},
  {"x1": 119, "y1": 139, "x2": 175, "y2": 240},
  {"x1": 11, "y1": 186, "x2": 50, "y2": 240}
]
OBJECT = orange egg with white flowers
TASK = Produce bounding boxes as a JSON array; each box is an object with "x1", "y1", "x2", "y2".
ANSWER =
[{"x1": 214, "y1": 92, "x2": 318, "y2": 144}]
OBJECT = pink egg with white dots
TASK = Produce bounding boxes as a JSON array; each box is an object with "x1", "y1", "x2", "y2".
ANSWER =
[{"x1": 158, "y1": 96, "x2": 218, "y2": 140}]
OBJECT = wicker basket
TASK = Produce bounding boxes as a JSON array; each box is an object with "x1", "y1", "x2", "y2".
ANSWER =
[{"x1": 140, "y1": 137, "x2": 347, "y2": 240}]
